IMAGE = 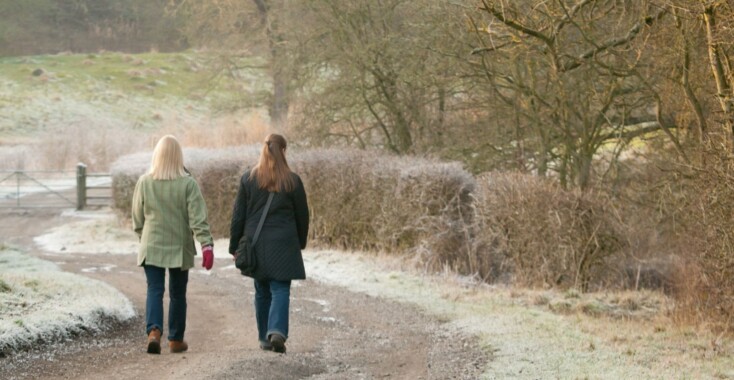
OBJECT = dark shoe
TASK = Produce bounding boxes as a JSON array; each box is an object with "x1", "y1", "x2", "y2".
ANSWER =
[
  {"x1": 147, "y1": 328, "x2": 161, "y2": 354},
  {"x1": 169, "y1": 340, "x2": 189, "y2": 353},
  {"x1": 269, "y1": 333, "x2": 286, "y2": 354},
  {"x1": 259, "y1": 340, "x2": 273, "y2": 351}
]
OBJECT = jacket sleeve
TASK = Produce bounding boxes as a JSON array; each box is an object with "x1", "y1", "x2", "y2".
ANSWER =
[
  {"x1": 229, "y1": 174, "x2": 249, "y2": 254},
  {"x1": 293, "y1": 175, "x2": 310, "y2": 249},
  {"x1": 187, "y1": 178, "x2": 214, "y2": 247},
  {"x1": 132, "y1": 176, "x2": 145, "y2": 240}
]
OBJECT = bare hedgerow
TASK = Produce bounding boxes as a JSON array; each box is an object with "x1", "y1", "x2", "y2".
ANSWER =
[
  {"x1": 663, "y1": 145, "x2": 734, "y2": 333},
  {"x1": 473, "y1": 172, "x2": 628, "y2": 291},
  {"x1": 291, "y1": 149, "x2": 475, "y2": 271},
  {"x1": 111, "y1": 147, "x2": 476, "y2": 270}
]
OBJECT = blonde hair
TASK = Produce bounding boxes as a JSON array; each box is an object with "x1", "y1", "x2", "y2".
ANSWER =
[
  {"x1": 149, "y1": 135, "x2": 187, "y2": 180},
  {"x1": 253, "y1": 134, "x2": 295, "y2": 192}
]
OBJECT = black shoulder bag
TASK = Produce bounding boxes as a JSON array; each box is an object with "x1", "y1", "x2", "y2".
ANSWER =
[{"x1": 235, "y1": 192, "x2": 274, "y2": 276}]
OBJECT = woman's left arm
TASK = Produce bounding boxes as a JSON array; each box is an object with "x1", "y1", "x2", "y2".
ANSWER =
[
  {"x1": 293, "y1": 176, "x2": 310, "y2": 249},
  {"x1": 187, "y1": 179, "x2": 214, "y2": 247}
]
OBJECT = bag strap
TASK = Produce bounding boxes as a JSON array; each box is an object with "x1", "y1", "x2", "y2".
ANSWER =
[{"x1": 251, "y1": 192, "x2": 274, "y2": 246}]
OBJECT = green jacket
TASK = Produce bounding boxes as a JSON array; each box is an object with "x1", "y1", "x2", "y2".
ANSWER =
[{"x1": 132, "y1": 174, "x2": 213, "y2": 270}]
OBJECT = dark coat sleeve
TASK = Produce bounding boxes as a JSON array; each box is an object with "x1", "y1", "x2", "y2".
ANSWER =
[
  {"x1": 293, "y1": 175, "x2": 309, "y2": 249},
  {"x1": 228, "y1": 172, "x2": 249, "y2": 254}
]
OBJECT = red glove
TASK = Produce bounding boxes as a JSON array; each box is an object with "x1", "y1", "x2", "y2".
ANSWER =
[{"x1": 202, "y1": 245, "x2": 214, "y2": 270}]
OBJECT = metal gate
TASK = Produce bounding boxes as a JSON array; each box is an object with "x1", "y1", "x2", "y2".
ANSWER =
[{"x1": 0, "y1": 164, "x2": 111, "y2": 209}]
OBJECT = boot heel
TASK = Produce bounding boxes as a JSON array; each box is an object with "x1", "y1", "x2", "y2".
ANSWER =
[{"x1": 147, "y1": 328, "x2": 162, "y2": 354}]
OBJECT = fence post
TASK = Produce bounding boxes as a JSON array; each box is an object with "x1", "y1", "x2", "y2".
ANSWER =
[
  {"x1": 15, "y1": 171, "x2": 20, "y2": 207},
  {"x1": 76, "y1": 163, "x2": 87, "y2": 210}
]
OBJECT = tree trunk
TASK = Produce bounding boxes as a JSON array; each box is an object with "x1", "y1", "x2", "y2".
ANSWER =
[
  {"x1": 704, "y1": 5, "x2": 734, "y2": 145},
  {"x1": 254, "y1": 0, "x2": 289, "y2": 130},
  {"x1": 676, "y1": 13, "x2": 707, "y2": 143}
]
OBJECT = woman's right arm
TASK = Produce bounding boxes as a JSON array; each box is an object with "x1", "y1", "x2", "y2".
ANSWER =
[
  {"x1": 132, "y1": 176, "x2": 145, "y2": 240},
  {"x1": 228, "y1": 175, "x2": 248, "y2": 254}
]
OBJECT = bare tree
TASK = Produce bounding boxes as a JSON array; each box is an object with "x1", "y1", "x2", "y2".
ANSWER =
[
  {"x1": 469, "y1": 0, "x2": 681, "y2": 188},
  {"x1": 169, "y1": 0, "x2": 298, "y2": 130},
  {"x1": 293, "y1": 0, "x2": 463, "y2": 154}
]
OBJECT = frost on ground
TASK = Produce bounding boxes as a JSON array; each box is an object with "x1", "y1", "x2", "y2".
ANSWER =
[
  {"x1": 0, "y1": 246, "x2": 135, "y2": 356},
  {"x1": 35, "y1": 208, "x2": 232, "y2": 258},
  {"x1": 34, "y1": 212, "x2": 138, "y2": 255},
  {"x1": 304, "y1": 251, "x2": 734, "y2": 379},
  {"x1": 18, "y1": 210, "x2": 734, "y2": 378}
]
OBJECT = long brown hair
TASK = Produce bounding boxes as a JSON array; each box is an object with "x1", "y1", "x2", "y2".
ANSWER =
[{"x1": 252, "y1": 134, "x2": 295, "y2": 192}]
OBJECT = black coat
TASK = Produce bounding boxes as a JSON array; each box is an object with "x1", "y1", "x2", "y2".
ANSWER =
[{"x1": 228, "y1": 170, "x2": 309, "y2": 280}]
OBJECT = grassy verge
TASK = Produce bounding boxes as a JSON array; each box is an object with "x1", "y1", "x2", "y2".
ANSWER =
[
  {"x1": 0, "y1": 245, "x2": 135, "y2": 356},
  {"x1": 304, "y1": 250, "x2": 734, "y2": 379}
]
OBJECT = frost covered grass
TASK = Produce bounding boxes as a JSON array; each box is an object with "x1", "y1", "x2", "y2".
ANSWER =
[
  {"x1": 45, "y1": 209, "x2": 734, "y2": 378},
  {"x1": 0, "y1": 51, "x2": 270, "y2": 171},
  {"x1": 35, "y1": 208, "x2": 233, "y2": 258},
  {"x1": 0, "y1": 246, "x2": 135, "y2": 356},
  {"x1": 34, "y1": 211, "x2": 138, "y2": 255},
  {"x1": 304, "y1": 250, "x2": 734, "y2": 379},
  {"x1": 0, "y1": 52, "x2": 267, "y2": 120}
]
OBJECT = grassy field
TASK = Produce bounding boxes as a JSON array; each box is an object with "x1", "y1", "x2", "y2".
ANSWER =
[{"x1": 0, "y1": 51, "x2": 270, "y2": 170}]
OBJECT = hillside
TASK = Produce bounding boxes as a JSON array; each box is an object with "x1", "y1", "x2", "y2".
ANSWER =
[{"x1": 0, "y1": 51, "x2": 269, "y2": 170}]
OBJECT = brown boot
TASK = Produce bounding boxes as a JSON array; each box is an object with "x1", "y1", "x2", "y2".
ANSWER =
[
  {"x1": 269, "y1": 333, "x2": 286, "y2": 354},
  {"x1": 147, "y1": 328, "x2": 161, "y2": 354},
  {"x1": 169, "y1": 340, "x2": 188, "y2": 353}
]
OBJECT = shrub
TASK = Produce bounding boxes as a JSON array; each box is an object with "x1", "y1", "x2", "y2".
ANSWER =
[
  {"x1": 111, "y1": 146, "x2": 476, "y2": 266},
  {"x1": 664, "y1": 148, "x2": 734, "y2": 333},
  {"x1": 291, "y1": 149, "x2": 475, "y2": 270},
  {"x1": 472, "y1": 172, "x2": 628, "y2": 291}
]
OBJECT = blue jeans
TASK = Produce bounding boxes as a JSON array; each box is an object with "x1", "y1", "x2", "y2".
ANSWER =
[
  {"x1": 254, "y1": 279, "x2": 291, "y2": 344},
  {"x1": 144, "y1": 265, "x2": 189, "y2": 341}
]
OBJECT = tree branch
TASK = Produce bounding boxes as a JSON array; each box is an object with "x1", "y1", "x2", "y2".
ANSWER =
[
  {"x1": 598, "y1": 120, "x2": 676, "y2": 143},
  {"x1": 560, "y1": 8, "x2": 667, "y2": 72},
  {"x1": 478, "y1": 0, "x2": 554, "y2": 46},
  {"x1": 553, "y1": 0, "x2": 594, "y2": 39}
]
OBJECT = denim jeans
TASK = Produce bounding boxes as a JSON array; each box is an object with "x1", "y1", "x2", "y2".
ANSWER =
[
  {"x1": 144, "y1": 265, "x2": 189, "y2": 341},
  {"x1": 254, "y1": 279, "x2": 291, "y2": 344}
]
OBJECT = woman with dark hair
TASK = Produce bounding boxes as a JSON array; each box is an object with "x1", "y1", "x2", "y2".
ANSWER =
[{"x1": 229, "y1": 134, "x2": 309, "y2": 354}]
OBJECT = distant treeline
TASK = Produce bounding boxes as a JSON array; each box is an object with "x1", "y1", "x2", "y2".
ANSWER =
[{"x1": 0, "y1": 0, "x2": 186, "y2": 56}]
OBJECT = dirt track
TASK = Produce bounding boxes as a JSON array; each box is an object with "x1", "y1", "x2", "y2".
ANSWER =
[{"x1": 0, "y1": 208, "x2": 486, "y2": 379}]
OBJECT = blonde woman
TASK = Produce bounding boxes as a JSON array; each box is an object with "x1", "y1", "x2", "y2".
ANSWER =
[
  {"x1": 132, "y1": 135, "x2": 214, "y2": 354},
  {"x1": 229, "y1": 134, "x2": 309, "y2": 354}
]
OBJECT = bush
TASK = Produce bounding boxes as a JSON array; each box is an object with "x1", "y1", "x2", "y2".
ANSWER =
[
  {"x1": 291, "y1": 149, "x2": 475, "y2": 270},
  {"x1": 111, "y1": 146, "x2": 476, "y2": 266},
  {"x1": 664, "y1": 147, "x2": 734, "y2": 333},
  {"x1": 472, "y1": 172, "x2": 628, "y2": 291},
  {"x1": 112, "y1": 148, "x2": 632, "y2": 292}
]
